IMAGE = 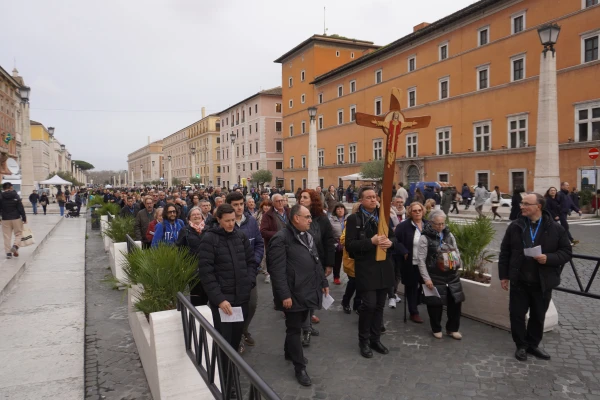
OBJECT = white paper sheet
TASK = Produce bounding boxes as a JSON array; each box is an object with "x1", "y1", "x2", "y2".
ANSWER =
[
  {"x1": 422, "y1": 285, "x2": 441, "y2": 298},
  {"x1": 219, "y1": 307, "x2": 244, "y2": 323},
  {"x1": 524, "y1": 245, "x2": 542, "y2": 258},
  {"x1": 322, "y1": 294, "x2": 335, "y2": 310}
]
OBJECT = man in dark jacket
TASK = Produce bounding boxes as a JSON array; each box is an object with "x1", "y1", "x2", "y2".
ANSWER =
[
  {"x1": 1, "y1": 182, "x2": 27, "y2": 259},
  {"x1": 268, "y1": 204, "x2": 329, "y2": 387},
  {"x1": 499, "y1": 193, "x2": 571, "y2": 362},
  {"x1": 461, "y1": 183, "x2": 471, "y2": 210},
  {"x1": 423, "y1": 185, "x2": 435, "y2": 201},
  {"x1": 29, "y1": 190, "x2": 40, "y2": 215},
  {"x1": 345, "y1": 186, "x2": 395, "y2": 358},
  {"x1": 119, "y1": 196, "x2": 140, "y2": 218},
  {"x1": 226, "y1": 191, "x2": 264, "y2": 352},
  {"x1": 135, "y1": 196, "x2": 155, "y2": 248},
  {"x1": 558, "y1": 182, "x2": 581, "y2": 245}
]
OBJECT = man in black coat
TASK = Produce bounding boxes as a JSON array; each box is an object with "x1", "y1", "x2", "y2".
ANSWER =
[
  {"x1": 119, "y1": 196, "x2": 139, "y2": 218},
  {"x1": 345, "y1": 186, "x2": 395, "y2": 358},
  {"x1": 499, "y1": 193, "x2": 572, "y2": 362},
  {"x1": 135, "y1": 196, "x2": 155, "y2": 248},
  {"x1": 268, "y1": 204, "x2": 329, "y2": 387},
  {"x1": 558, "y1": 181, "x2": 581, "y2": 245},
  {"x1": 0, "y1": 182, "x2": 27, "y2": 259}
]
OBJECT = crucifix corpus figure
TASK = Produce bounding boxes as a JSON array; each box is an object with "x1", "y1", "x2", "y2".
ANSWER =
[{"x1": 355, "y1": 87, "x2": 431, "y2": 260}]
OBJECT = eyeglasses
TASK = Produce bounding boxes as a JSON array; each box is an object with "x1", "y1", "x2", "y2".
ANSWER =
[
  {"x1": 520, "y1": 202, "x2": 537, "y2": 207},
  {"x1": 167, "y1": 210, "x2": 177, "y2": 214},
  {"x1": 299, "y1": 215, "x2": 312, "y2": 220},
  {"x1": 412, "y1": 209, "x2": 423, "y2": 213},
  {"x1": 274, "y1": 200, "x2": 284, "y2": 202},
  {"x1": 432, "y1": 222, "x2": 446, "y2": 227}
]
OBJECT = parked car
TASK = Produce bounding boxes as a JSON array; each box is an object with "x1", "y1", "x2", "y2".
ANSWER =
[{"x1": 470, "y1": 192, "x2": 511, "y2": 207}]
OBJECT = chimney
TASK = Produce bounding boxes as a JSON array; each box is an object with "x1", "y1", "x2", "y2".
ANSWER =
[
  {"x1": 413, "y1": 22, "x2": 431, "y2": 32},
  {"x1": 148, "y1": 136, "x2": 150, "y2": 145},
  {"x1": 12, "y1": 68, "x2": 19, "y2": 77},
  {"x1": 201, "y1": 107, "x2": 206, "y2": 118}
]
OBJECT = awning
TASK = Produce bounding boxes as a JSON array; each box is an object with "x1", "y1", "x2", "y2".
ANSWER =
[{"x1": 38, "y1": 175, "x2": 73, "y2": 185}]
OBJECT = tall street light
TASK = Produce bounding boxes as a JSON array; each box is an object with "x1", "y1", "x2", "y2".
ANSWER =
[
  {"x1": 230, "y1": 132, "x2": 237, "y2": 189},
  {"x1": 168, "y1": 155, "x2": 172, "y2": 188},
  {"x1": 140, "y1": 165, "x2": 144, "y2": 187},
  {"x1": 307, "y1": 106, "x2": 319, "y2": 189},
  {"x1": 533, "y1": 23, "x2": 561, "y2": 194},
  {"x1": 19, "y1": 85, "x2": 35, "y2": 203},
  {"x1": 190, "y1": 147, "x2": 196, "y2": 183}
]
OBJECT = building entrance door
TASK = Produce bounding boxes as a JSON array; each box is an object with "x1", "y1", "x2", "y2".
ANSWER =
[
  {"x1": 511, "y1": 171, "x2": 524, "y2": 192},
  {"x1": 407, "y1": 165, "x2": 419, "y2": 184}
]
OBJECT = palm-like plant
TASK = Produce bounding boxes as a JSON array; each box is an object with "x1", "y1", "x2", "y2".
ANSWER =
[
  {"x1": 103, "y1": 216, "x2": 135, "y2": 243},
  {"x1": 447, "y1": 217, "x2": 495, "y2": 280},
  {"x1": 98, "y1": 202, "x2": 121, "y2": 216}
]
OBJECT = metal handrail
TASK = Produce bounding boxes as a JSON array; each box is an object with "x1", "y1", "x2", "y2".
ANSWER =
[
  {"x1": 555, "y1": 254, "x2": 600, "y2": 299},
  {"x1": 125, "y1": 234, "x2": 140, "y2": 254},
  {"x1": 176, "y1": 293, "x2": 280, "y2": 400},
  {"x1": 107, "y1": 212, "x2": 114, "y2": 223}
]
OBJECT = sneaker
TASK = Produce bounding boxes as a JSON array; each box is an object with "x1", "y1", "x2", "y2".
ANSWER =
[
  {"x1": 6, "y1": 253, "x2": 12, "y2": 259},
  {"x1": 394, "y1": 294, "x2": 402, "y2": 303},
  {"x1": 243, "y1": 333, "x2": 255, "y2": 346},
  {"x1": 333, "y1": 278, "x2": 341, "y2": 285},
  {"x1": 447, "y1": 331, "x2": 462, "y2": 340},
  {"x1": 238, "y1": 342, "x2": 245, "y2": 354},
  {"x1": 11, "y1": 245, "x2": 19, "y2": 257},
  {"x1": 388, "y1": 298, "x2": 396, "y2": 309},
  {"x1": 264, "y1": 275, "x2": 271, "y2": 284}
]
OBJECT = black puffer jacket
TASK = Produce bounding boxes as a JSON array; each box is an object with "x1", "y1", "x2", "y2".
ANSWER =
[
  {"x1": 499, "y1": 210, "x2": 572, "y2": 292},
  {"x1": 176, "y1": 224, "x2": 203, "y2": 258},
  {"x1": 308, "y1": 214, "x2": 335, "y2": 270},
  {"x1": 197, "y1": 225, "x2": 257, "y2": 307},
  {"x1": 0, "y1": 190, "x2": 26, "y2": 221},
  {"x1": 419, "y1": 224, "x2": 464, "y2": 306},
  {"x1": 267, "y1": 224, "x2": 328, "y2": 312}
]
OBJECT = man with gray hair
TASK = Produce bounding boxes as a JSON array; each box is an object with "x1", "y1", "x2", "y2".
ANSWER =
[{"x1": 260, "y1": 193, "x2": 289, "y2": 284}]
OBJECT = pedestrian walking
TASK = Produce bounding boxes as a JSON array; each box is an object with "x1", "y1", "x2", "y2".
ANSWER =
[
  {"x1": 558, "y1": 182, "x2": 581, "y2": 246},
  {"x1": 510, "y1": 187, "x2": 525, "y2": 221},
  {"x1": 450, "y1": 189, "x2": 460, "y2": 215},
  {"x1": 440, "y1": 188, "x2": 452, "y2": 215},
  {"x1": 29, "y1": 190, "x2": 39, "y2": 215},
  {"x1": 39, "y1": 193, "x2": 49, "y2": 215},
  {"x1": 544, "y1": 187, "x2": 561, "y2": 223},
  {"x1": 0, "y1": 182, "x2": 27, "y2": 259},
  {"x1": 145, "y1": 208, "x2": 164, "y2": 243},
  {"x1": 324, "y1": 185, "x2": 338, "y2": 214},
  {"x1": 267, "y1": 204, "x2": 329, "y2": 387},
  {"x1": 490, "y1": 186, "x2": 503, "y2": 221},
  {"x1": 56, "y1": 192, "x2": 66, "y2": 216},
  {"x1": 499, "y1": 193, "x2": 571, "y2": 361},
  {"x1": 461, "y1": 183, "x2": 471, "y2": 210},
  {"x1": 119, "y1": 196, "x2": 139, "y2": 218},
  {"x1": 474, "y1": 182, "x2": 487, "y2": 218}
]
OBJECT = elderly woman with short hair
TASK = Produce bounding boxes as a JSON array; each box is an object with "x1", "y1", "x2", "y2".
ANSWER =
[{"x1": 417, "y1": 209, "x2": 464, "y2": 340}]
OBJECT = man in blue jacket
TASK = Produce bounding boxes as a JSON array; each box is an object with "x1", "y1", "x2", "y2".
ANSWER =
[{"x1": 226, "y1": 191, "x2": 264, "y2": 353}]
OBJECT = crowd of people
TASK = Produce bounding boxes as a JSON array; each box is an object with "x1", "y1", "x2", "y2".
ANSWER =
[{"x1": 86, "y1": 178, "x2": 578, "y2": 389}]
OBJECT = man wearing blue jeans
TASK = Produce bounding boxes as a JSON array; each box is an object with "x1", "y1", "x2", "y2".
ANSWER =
[{"x1": 29, "y1": 190, "x2": 39, "y2": 215}]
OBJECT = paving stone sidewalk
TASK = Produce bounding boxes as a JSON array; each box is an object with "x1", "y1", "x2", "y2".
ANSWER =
[{"x1": 84, "y1": 215, "x2": 151, "y2": 400}]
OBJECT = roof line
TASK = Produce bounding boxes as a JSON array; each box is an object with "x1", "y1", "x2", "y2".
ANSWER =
[
  {"x1": 274, "y1": 34, "x2": 379, "y2": 64},
  {"x1": 0, "y1": 65, "x2": 23, "y2": 88},
  {"x1": 217, "y1": 86, "x2": 282, "y2": 115}
]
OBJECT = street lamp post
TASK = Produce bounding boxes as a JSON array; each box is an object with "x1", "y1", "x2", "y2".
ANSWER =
[
  {"x1": 230, "y1": 132, "x2": 237, "y2": 189},
  {"x1": 140, "y1": 165, "x2": 144, "y2": 187},
  {"x1": 307, "y1": 106, "x2": 319, "y2": 189},
  {"x1": 533, "y1": 23, "x2": 561, "y2": 194},
  {"x1": 191, "y1": 147, "x2": 196, "y2": 183},
  {"x1": 168, "y1": 155, "x2": 172, "y2": 188},
  {"x1": 152, "y1": 160, "x2": 155, "y2": 182},
  {"x1": 18, "y1": 85, "x2": 35, "y2": 204}
]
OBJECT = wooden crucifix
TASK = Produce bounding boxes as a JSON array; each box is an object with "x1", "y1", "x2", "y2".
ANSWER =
[{"x1": 355, "y1": 88, "x2": 431, "y2": 261}]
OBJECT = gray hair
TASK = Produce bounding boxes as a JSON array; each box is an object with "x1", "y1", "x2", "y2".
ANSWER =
[
  {"x1": 245, "y1": 196, "x2": 254, "y2": 202},
  {"x1": 187, "y1": 206, "x2": 202, "y2": 219},
  {"x1": 428, "y1": 209, "x2": 446, "y2": 222}
]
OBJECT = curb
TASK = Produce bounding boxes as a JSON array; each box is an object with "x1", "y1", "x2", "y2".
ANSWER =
[{"x1": 0, "y1": 217, "x2": 65, "y2": 303}]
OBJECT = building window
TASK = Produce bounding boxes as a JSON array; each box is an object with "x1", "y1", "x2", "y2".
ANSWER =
[
  {"x1": 241, "y1": 127, "x2": 244, "y2": 136},
  {"x1": 276, "y1": 162, "x2": 282, "y2": 170},
  {"x1": 275, "y1": 122, "x2": 282, "y2": 132},
  {"x1": 476, "y1": 171, "x2": 490, "y2": 190},
  {"x1": 289, "y1": 99, "x2": 293, "y2": 109},
  {"x1": 439, "y1": 42, "x2": 448, "y2": 61},
  {"x1": 301, "y1": 70, "x2": 305, "y2": 81},
  {"x1": 407, "y1": 88, "x2": 416, "y2": 108},
  {"x1": 255, "y1": 104, "x2": 258, "y2": 113},
  {"x1": 582, "y1": 32, "x2": 599, "y2": 63},
  {"x1": 437, "y1": 128, "x2": 451, "y2": 155},
  {"x1": 336, "y1": 146, "x2": 345, "y2": 164},
  {"x1": 375, "y1": 97, "x2": 382, "y2": 115},
  {"x1": 338, "y1": 109, "x2": 344, "y2": 125},
  {"x1": 511, "y1": 55, "x2": 525, "y2": 81},
  {"x1": 301, "y1": 94, "x2": 305, "y2": 104},
  {"x1": 438, "y1": 173, "x2": 449, "y2": 182},
  {"x1": 255, "y1": 122, "x2": 258, "y2": 132},
  {"x1": 373, "y1": 139, "x2": 383, "y2": 160},
  {"x1": 318, "y1": 115, "x2": 324, "y2": 130},
  {"x1": 289, "y1": 124, "x2": 294, "y2": 137},
  {"x1": 301, "y1": 121, "x2": 306, "y2": 134},
  {"x1": 288, "y1": 77, "x2": 293, "y2": 87},
  {"x1": 408, "y1": 56, "x2": 416, "y2": 72},
  {"x1": 575, "y1": 101, "x2": 600, "y2": 142},
  {"x1": 350, "y1": 105, "x2": 356, "y2": 122},
  {"x1": 478, "y1": 26, "x2": 489, "y2": 46},
  {"x1": 512, "y1": 11, "x2": 526, "y2": 34},
  {"x1": 275, "y1": 103, "x2": 281, "y2": 113},
  {"x1": 406, "y1": 134, "x2": 417, "y2": 158},
  {"x1": 439, "y1": 77, "x2": 449, "y2": 100},
  {"x1": 351, "y1": 52, "x2": 355, "y2": 58},
  {"x1": 290, "y1": 157, "x2": 294, "y2": 168},
  {"x1": 249, "y1": 124, "x2": 252, "y2": 134},
  {"x1": 255, "y1": 142, "x2": 258, "y2": 153},
  {"x1": 477, "y1": 65, "x2": 490, "y2": 90},
  {"x1": 336, "y1": 50, "x2": 340, "y2": 57},
  {"x1": 302, "y1": 178, "x2": 307, "y2": 189},
  {"x1": 318, "y1": 93, "x2": 323, "y2": 104},
  {"x1": 276, "y1": 141, "x2": 283, "y2": 153},
  {"x1": 585, "y1": 0, "x2": 599, "y2": 7},
  {"x1": 474, "y1": 122, "x2": 492, "y2": 152},
  {"x1": 375, "y1": 69, "x2": 382, "y2": 84},
  {"x1": 249, "y1": 142, "x2": 252, "y2": 154},
  {"x1": 301, "y1": 156, "x2": 306, "y2": 169},
  {"x1": 349, "y1": 143, "x2": 357, "y2": 164},
  {"x1": 350, "y1": 80, "x2": 356, "y2": 93},
  {"x1": 318, "y1": 149, "x2": 324, "y2": 167},
  {"x1": 290, "y1": 179, "x2": 295, "y2": 192},
  {"x1": 508, "y1": 115, "x2": 528, "y2": 148}
]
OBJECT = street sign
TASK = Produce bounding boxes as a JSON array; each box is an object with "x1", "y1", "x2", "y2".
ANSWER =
[
  {"x1": 196, "y1": 174, "x2": 200, "y2": 178},
  {"x1": 589, "y1": 148, "x2": 599, "y2": 160}
]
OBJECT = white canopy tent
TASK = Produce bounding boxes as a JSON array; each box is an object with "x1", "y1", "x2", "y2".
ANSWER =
[
  {"x1": 339, "y1": 173, "x2": 378, "y2": 182},
  {"x1": 39, "y1": 175, "x2": 73, "y2": 185}
]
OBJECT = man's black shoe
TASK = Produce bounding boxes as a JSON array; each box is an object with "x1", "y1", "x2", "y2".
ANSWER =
[
  {"x1": 285, "y1": 353, "x2": 308, "y2": 364},
  {"x1": 527, "y1": 346, "x2": 551, "y2": 360},
  {"x1": 369, "y1": 341, "x2": 389, "y2": 354},
  {"x1": 343, "y1": 305, "x2": 351, "y2": 314},
  {"x1": 309, "y1": 327, "x2": 319, "y2": 336},
  {"x1": 295, "y1": 369, "x2": 312, "y2": 386},
  {"x1": 301, "y1": 331, "x2": 311, "y2": 347},
  {"x1": 380, "y1": 325, "x2": 386, "y2": 333},
  {"x1": 359, "y1": 342, "x2": 373, "y2": 358},
  {"x1": 515, "y1": 348, "x2": 528, "y2": 361},
  {"x1": 355, "y1": 309, "x2": 360, "y2": 315}
]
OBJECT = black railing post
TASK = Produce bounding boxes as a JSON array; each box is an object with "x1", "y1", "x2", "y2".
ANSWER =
[{"x1": 554, "y1": 254, "x2": 600, "y2": 300}]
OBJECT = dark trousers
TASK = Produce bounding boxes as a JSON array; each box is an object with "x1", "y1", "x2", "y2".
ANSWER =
[
  {"x1": 210, "y1": 302, "x2": 248, "y2": 373},
  {"x1": 243, "y1": 287, "x2": 258, "y2": 335},
  {"x1": 450, "y1": 202, "x2": 459, "y2": 214},
  {"x1": 342, "y1": 276, "x2": 362, "y2": 310},
  {"x1": 404, "y1": 283, "x2": 420, "y2": 316},
  {"x1": 559, "y1": 213, "x2": 574, "y2": 241},
  {"x1": 427, "y1": 292, "x2": 462, "y2": 333},
  {"x1": 358, "y1": 288, "x2": 387, "y2": 344},
  {"x1": 333, "y1": 251, "x2": 343, "y2": 279},
  {"x1": 509, "y1": 281, "x2": 552, "y2": 349},
  {"x1": 42, "y1": 205, "x2": 47, "y2": 215},
  {"x1": 284, "y1": 310, "x2": 309, "y2": 372}
]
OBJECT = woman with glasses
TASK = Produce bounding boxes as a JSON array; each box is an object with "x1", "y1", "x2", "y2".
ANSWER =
[
  {"x1": 151, "y1": 204, "x2": 185, "y2": 247},
  {"x1": 417, "y1": 210, "x2": 464, "y2": 339},
  {"x1": 394, "y1": 202, "x2": 427, "y2": 323},
  {"x1": 176, "y1": 206, "x2": 207, "y2": 305}
]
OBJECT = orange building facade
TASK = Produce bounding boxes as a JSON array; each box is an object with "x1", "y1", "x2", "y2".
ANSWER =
[{"x1": 276, "y1": 0, "x2": 600, "y2": 193}]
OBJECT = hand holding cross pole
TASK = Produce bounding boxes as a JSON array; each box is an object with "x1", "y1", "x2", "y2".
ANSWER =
[{"x1": 355, "y1": 88, "x2": 431, "y2": 261}]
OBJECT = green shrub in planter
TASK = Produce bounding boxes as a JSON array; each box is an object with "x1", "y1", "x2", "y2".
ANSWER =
[
  {"x1": 88, "y1": 196, "x2": 105, "y2": 207},
  {"x1": 580, "y1": 189, "x2": 593, "y2": 207},
  {"x1": 121, "y1": 246, "x2": 145, "y2": 286},
  {"x1": 447, "y1": 217, "x2": 495, "y2": 280},
  {"x1": 104, "y1": 216, "x2": 135, "y2": 243},
  {"x1": 98, "y1": 202, "x2": 121, "y2": 216},
  {"x1": 129, "y1": 244, "x2": 199, "y2": 315}
]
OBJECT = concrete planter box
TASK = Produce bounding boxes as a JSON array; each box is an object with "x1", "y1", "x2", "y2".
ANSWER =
[
  {"x1": 460, "y1": 263, "x2": 558, "y2": 332},
  {"x1": 128, "y1": 286, "x2": 215, "y2": 400},
  {"x1": 109, "y1": 241, "x2": 141, "y2": 286},
  {"x1": 100, "y1": 216, "x2": 110, "y2": 252}
]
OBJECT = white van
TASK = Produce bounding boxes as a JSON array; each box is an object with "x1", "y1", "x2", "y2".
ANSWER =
[{"x1": 2, "y1": 175, "x2": 22, "y2": 196}]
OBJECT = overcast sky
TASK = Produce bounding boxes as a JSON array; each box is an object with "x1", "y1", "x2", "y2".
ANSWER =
[{"x1": 3, "y1": 0, "x2": 475, "y2": 171}]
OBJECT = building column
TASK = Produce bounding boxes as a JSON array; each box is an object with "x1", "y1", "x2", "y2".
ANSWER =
[
  {"x1": 307, "y1": 116, "x2": 319, "y2": 190},
  {"x1": 20, "y1": 101, "x2": 35, "y2": 204},
  {"x1": 259, "y1": 117, "x2": 267, "y2": 170},
  {"x1": 533, "y1": 49, "x2": 560, "y2": 194}
]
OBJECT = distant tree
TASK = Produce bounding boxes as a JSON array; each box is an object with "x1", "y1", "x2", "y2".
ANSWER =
[
  {"x1": 190, "y1": 176, "x2": 202, "y2": 185},
  {"x1": 251, "y1": 170, "x2": 272, "y2": 187},
  {"x1": 172, "y1": 178, "x2": 182, "y2": 186},
  {"x1": 360, "y1": 160, "x2": 384, "y2": 182},
  {"x1": 73, "y1": 160, "x2": 95, "y2": 170}
]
